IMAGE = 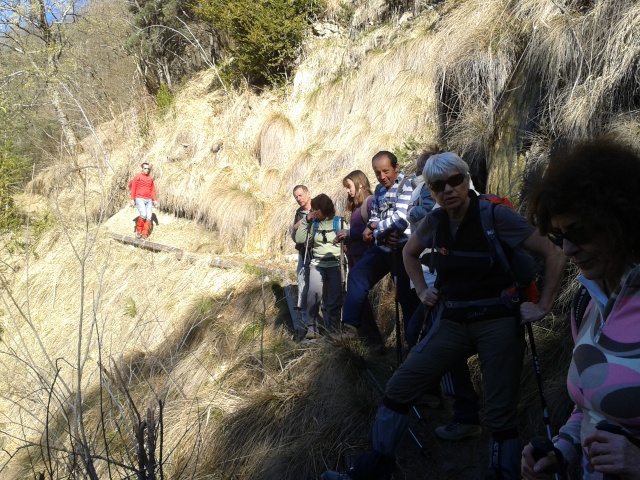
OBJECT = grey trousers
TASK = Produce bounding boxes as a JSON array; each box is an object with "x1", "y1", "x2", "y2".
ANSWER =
[
  {"x1": 305, "y1": 264, "x2": 342, "y2": 331},
  {"x1": 295, "y1": 253, "x2": 310, "y2": 332},
  {"x1": 373, "y1": 315, "x2": 525, "y2": 455}
]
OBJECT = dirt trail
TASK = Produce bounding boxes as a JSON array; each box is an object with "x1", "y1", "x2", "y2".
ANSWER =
[{"x1": 103, "y1": 206, "x2": 297, "y2": 276}]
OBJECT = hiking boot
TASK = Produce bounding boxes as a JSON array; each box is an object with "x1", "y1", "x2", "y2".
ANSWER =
[
  {"x1": 135, "y1": 216, "x2": 145, "y2": 236},
  {"x1": 141, "y1": 219, "x2": 151, "y2": 238},
  {"x1": 294, "y1": 327, "x2": 307, "y2": 342},
  {"x1": 321, "y1": 469, "x2": 355, "y2": 480},
  {"x1": 305, "y1": 325, "x2": 319, "y2": 340},
  {"x1": 435, "y1": 422, "x2": 482, "y2": 441},
  {"x1": 329, "y1": 323, "x2": 359, "y2": 341}
]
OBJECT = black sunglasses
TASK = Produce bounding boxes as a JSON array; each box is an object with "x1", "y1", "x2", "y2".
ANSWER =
[
  {"x1": 547, "y1": 227, "x2": 591, "y2": 247},
  {"x1": 428, "y1": 173, "x2": 466, "y2": 193}
]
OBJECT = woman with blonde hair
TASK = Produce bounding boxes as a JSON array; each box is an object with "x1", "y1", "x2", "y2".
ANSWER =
[{"x1": 335, "y1": 170, "x2": 373, "y2": 268}]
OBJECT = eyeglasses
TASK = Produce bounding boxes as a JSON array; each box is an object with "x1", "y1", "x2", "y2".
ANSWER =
[
  {"x1": 547, "y1": 227, "x2": 591, "y2": 247},
  {"x1": 428, "y1": 173, "x2": 466, "y2": 193}
]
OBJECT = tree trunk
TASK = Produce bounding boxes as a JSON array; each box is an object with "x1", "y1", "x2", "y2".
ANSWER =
[{"x1": 50, "y1": 87, "x2": 80, "y2": 156}]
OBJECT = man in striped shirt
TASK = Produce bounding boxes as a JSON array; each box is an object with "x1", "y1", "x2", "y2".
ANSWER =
[{"x1": 341, "y1": 151, "x2": 420, "y2": 341}]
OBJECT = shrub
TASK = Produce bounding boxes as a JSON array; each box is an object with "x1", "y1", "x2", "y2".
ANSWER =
[
  {"x1": 156, "y1": 83, "x2": 175, "y2": 115},
  {"x1": 197, "y1": 0, "x2": 324, "y2": 88},
  {"x1": 0, "y1": 139, "x2": 29, "y2": 232},
  {"x1": 124, "y1": 297, "x2": 138, "y2": 317}
]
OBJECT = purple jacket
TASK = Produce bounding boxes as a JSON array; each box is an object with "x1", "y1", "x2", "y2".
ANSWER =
[{"x1": 346, "y1": 195, "x2": 373, "y2": 262}]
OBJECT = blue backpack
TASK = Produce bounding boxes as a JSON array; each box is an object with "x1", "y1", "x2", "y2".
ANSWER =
[{"x1": 311, "y1": 216, "x2": 342, "y2": 244}]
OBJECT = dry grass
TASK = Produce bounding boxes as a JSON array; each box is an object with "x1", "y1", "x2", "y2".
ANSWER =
[
  {"x1": 255, "y1": 113, "x2": 296, "y2": 167},
  {"x1": 195, "y1": 183, "x2": 263, "y2": 251},
  {"x1": 515, "y1": 0, "x2": 640, "y2": 139},
  {"x1": 0, "y1": 236, "x2": 291, "y2": 478},
  {"x1": 202, "y1": 341, "x2": 381, "y2": 479}
]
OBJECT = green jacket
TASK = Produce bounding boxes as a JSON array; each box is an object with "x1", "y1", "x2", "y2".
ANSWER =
[{"x1": 294, "y1": 216, "x2": 347, "y2": 267}]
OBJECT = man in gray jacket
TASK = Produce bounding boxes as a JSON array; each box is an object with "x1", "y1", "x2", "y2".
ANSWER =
[{"x1": 291, "y1": 185, "x2": 312, "y2": 338}]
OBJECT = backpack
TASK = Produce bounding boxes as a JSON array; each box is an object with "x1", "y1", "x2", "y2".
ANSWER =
[
  {"x1": 571, "y1": 284, "x2": 591, "y2": 332},
  {"x1": 311, "y1": 216, "x2": 342, "y2": 244},
  {"x1": 427, "y1": 194, "x2": 540, "y2": 304},
  {"x1": 360, "y1": 195, "x2": 373, "y2": 224},
  {"x1": 479, "y1": 194, "x2": 540, "y2": 303}
]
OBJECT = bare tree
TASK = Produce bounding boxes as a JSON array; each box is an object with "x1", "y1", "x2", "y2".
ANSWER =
[
  {"x1": 0, "y1": 0, "x2": 81, "y2": 154},
  {"x1": 125, "y1": 0, "x2": 218, "y2": 94}
]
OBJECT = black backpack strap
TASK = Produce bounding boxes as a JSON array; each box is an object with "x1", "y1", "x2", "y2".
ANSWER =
[
  {"x1": 479, "y1": 198, "x2": 512, "y2": 275},
  {"x1": 571, "y1": 285, "x2": 591, "y2": 331},
  {"x1": 428, "y1": 209, "x2": 445, "y2": 274}
]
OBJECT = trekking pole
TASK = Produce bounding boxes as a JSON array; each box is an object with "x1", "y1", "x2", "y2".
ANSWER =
[
  {"x1": 526, "y1": 323, "x2": 552, "y2": 439},
  {"x1": 302, "y1": 216, "x2": 312, "y2": 267},
  {"x1": 416, "y1": 304, "x2": 434, "y2": 343},
  {"x1": 296, "y1": 219, "x2": 313, "y2": 328},
  {"x1": 526, "y1": 322, "x2": 562, "y2": 480},
  {"x1": 416, "y1": 271, "x2": 440, "y2": 344},
  {"x1": 358, "y1": 358, "x2": 426, "y2": 455},
  {"x1": 391, "y1": 246, "x2": 402, "y2": 368}
]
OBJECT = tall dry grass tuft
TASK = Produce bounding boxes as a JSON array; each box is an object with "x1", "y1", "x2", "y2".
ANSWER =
[
  {"x1": 195, "y1": 183, "x2": 263, "y2": 251},
  {"x1": 432, "y1": 0, "x2": 523, "y2": 172},
  {"x1": 203, "y1": 341, "x2": 380, "y2": 479},
  {"x1": 256, "y1": 113, "x2": 296, "y2": 167},
  {"x1": 516, "y1": 0, "x2": 640, "y2": 140}
]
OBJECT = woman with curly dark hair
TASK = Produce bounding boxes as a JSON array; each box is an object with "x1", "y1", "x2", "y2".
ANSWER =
[{"x1": 522, "y1": 137, "x2": 640, "y2": 480}]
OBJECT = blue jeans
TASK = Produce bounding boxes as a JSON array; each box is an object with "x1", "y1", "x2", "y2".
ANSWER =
[
  {"x1": 135, "y1": 197, "x2": 153, "y2": 220},
  {"x1": 342, "y1": 245, "x2": 419, "y2": 338}
]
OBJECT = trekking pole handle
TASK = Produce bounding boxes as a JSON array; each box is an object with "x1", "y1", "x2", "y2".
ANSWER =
[
  {"x1": 530, "y1": 436, "x2": 566, "y2": 480},
  {"x1": 531, "y1": 436, "x2": 554, "y2": 461},
  {"x1": 594, "y1": 422, "x2": 639, "y2": 480}
]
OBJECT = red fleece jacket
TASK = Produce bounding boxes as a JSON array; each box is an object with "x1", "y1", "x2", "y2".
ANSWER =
[{"x1": 129, "y1": 173, "x2": 157, "y2": 201}]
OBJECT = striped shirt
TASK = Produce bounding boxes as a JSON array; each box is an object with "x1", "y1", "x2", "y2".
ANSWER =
[{"x1": 370, "y1": 171, "x2": 414, "y2": 251}]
